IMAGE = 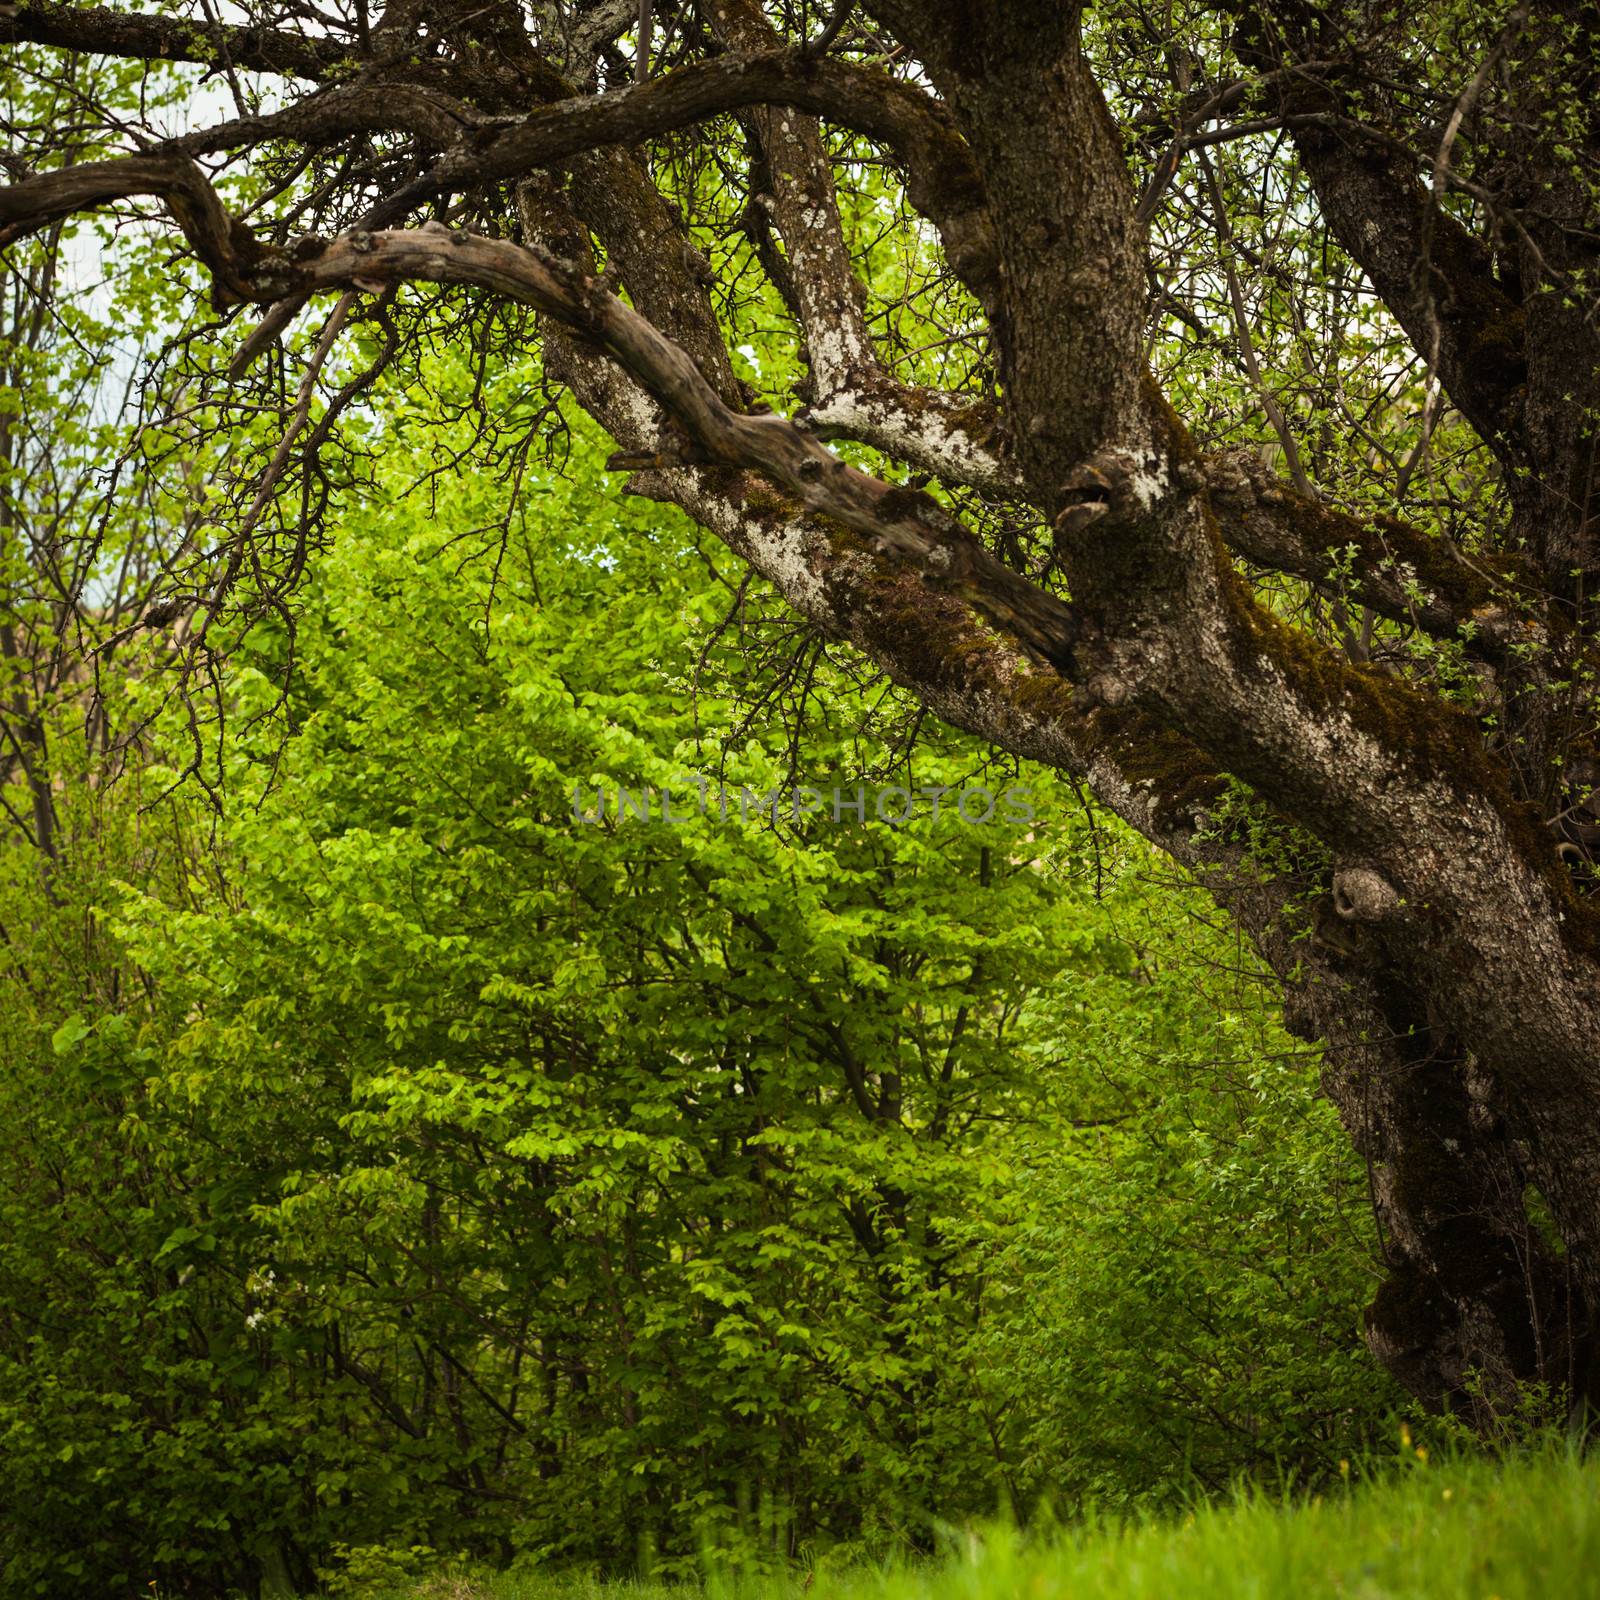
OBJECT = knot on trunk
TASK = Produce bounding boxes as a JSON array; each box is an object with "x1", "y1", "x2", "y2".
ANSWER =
[{"x1": 1332, "y1": 866, "x2": 1402, "y2": 923}]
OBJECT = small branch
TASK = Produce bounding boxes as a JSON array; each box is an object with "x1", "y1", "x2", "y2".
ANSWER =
[
  {"x1": 197, "y1": 291, "x2": 358, "y2": 640},
  {"x1": 636, "y1": 0, "x2": 652, "y2": 82},
  {"x1": 226, "y1": 294, "x2": 310, "y2": 380},
  {"x1": 1205, "y1": 446, "x2": 1536, "y2": 661},
  {"x1": 803, "y1": 0, "x2": 854, "y2": 58},
  {"x1": 0, "y1": 1, "x2": 349, "y2": 79}
]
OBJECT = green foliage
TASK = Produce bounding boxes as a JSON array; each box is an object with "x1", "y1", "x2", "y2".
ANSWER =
[
  {"x1": 283, "y1": 1440, "x2": 1600, "y2": 1599},
  {"x1": 795, "y1": 1439, "x2": 1600, "y2": 1600},
  {"x1": 0, "y1": 377, "x2": 1398, "y2": 1594},
  {"x1": 0, "y1": 8, "x2": 1581, "y2": 1594}
]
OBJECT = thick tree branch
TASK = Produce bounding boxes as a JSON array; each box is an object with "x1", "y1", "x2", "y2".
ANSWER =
[
  {"x1": 422, "y1": 49, "x2": 997, "y2": 305},
  {"x1": 704, "y1": 0, "x2": 874, "y2": 396},
  {"x1": 0, "y1": 153, "x2": 263, "y2": 299},
  {"x1": 1231, "y1": 4, "x2": 1529, "y2": 466},
  {"x1": 140, "y1": 43, "x2": 999, "y2": 340},
  {"x1": 1205, "y1": 448, "x2": 1539, "y2": 660},
  {"x1": 1293, "y1": 127, "x2": 1528, "y2": 461},
  {"x1": 272, "y1": 227, "x2": 1067, "y2": 658},
  {"x1": 797, "y1": 384, "x2": 1018, "y2": 497},
  {"x1": 702, "y1": 0, "x2": 1016, "y2": 493},
  {"x1": 9, "y1": 14, "x2": 1005, "y2": 485},
  {"x1": 175, "y1": 80, "x2": 488, "y2": 156},
  {"x1": 911, "y1": 11, "x2": 1145, "y2": 498},
  {"x1": 0, "y1": 1, "x2": 353, "y2": 79}
]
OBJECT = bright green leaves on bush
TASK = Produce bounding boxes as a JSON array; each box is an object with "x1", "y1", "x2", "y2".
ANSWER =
[{"x1": 0, "y1": 380, "x2": 1393, "y2": 1596}]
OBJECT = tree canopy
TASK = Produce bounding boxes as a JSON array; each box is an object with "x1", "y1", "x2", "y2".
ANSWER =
[{"x1": 2, "y1": 0, "x2": 1599, "y2": 1449}]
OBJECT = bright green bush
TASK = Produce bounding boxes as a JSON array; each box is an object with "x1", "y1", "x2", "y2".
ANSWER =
[{"x1": 0, "y1": 399, "x2": 1397, "y2": 1595}]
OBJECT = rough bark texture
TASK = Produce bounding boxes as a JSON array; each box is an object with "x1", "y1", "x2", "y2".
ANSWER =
[{"x1": 4, "y1": 0, "x2": 1600, "y2": 1421}]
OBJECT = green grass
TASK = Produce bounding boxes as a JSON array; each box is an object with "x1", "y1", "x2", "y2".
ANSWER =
[{"x1": 352, "y1": 1442, "x2": 1600, "y2": 1600}]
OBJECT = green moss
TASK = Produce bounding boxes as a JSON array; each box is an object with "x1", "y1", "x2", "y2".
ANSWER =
[
  {"x1": 741, "y1": 483, "x2": 796, "y2": 523},
  {"x1": 876, "y1": 484, "x2": 943, "y2": 524},
  {"x1": 1464, "y1": 301, "x2": 1527, "y2": 393},
  {"x1": 1081, "y1": 702, "x2": 1228, "y2": 832},
  {"x1": 1142, "y1": 367, "x2": 1203, "y2": 467},
  {"x1": 1206, "y1": 517, "x2": 1600, "y2": 964}
]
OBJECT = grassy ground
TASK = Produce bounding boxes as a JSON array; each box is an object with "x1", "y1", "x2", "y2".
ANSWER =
[{"x1": 354, "y1": 1442, "x2": 1600, "y2": 1599}]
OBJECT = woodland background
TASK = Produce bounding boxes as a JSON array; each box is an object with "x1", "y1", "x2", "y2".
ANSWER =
[{"x1": 0, "y1": 17, "x2": 1547, "y2": 1598}]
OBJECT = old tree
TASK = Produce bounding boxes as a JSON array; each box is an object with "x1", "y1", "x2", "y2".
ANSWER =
[{"x1": 1, "y1": 0, "x2": 1597, "y2": 1421}]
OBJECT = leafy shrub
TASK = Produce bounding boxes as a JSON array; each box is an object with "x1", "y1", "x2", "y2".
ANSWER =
[{"x1": 0, "y1": 405, "x2": 1398, "y2": 1594}]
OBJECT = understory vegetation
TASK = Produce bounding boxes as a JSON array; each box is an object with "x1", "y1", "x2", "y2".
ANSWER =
[
  {"x1": 306, "y1": 1443, "x2": 1600, "y2": 1599},
  {"x1": 0, "y1": 390, "x2": 1406, "y2": 1596}
]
